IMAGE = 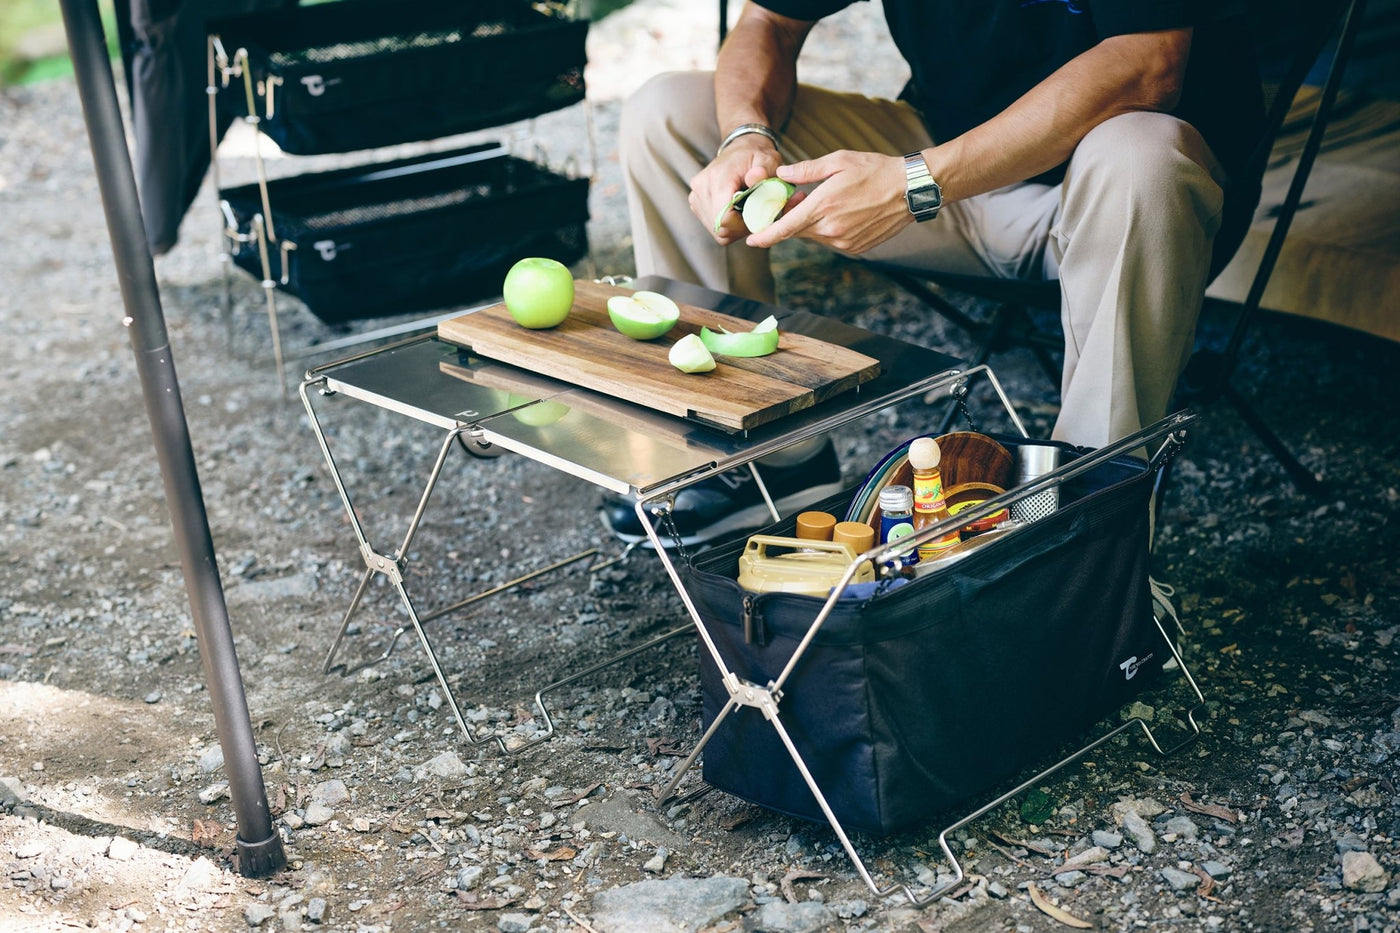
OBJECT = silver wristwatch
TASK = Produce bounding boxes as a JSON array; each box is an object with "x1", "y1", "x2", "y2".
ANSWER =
[{"x1": 903, "y1": 151, "x2": 943, "y2": 222}]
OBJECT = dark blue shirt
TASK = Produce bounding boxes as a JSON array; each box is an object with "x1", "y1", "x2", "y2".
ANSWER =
[{"x1": 753, "y1": 0, "x2": 1263, "y2": 186}]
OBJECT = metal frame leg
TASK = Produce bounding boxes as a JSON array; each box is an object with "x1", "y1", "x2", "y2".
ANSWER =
[{"x1": 299, "y1": 378, "x2": 645, "y2": 751}]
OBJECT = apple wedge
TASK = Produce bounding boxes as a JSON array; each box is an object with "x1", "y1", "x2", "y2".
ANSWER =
[{"x1": 668, "y1": 333, "x2": 717, "y2": 373}]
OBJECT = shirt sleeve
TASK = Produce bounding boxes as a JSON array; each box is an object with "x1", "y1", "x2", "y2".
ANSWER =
[
  {"x1": 750, "y1": 0, "x2": 859, "y2": 23},
  {"x1": 1091, "y1": 0, "x2": 1198, "y2": 38}
]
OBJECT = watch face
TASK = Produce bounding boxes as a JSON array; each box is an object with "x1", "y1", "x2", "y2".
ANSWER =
[{"x1": 908, "y1": 186, "x2": 941, "y2": 214}]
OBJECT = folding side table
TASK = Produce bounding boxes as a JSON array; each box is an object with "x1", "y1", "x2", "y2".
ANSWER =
[{"x1": 299, "y1": 277, "x2": 968, "y2": 749}]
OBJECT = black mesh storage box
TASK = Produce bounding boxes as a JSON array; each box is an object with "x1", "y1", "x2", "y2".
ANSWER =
[
  {"x1": 221, "y1": 143, "x2": 589, "y2": 324},
  {"x1": 210, "y1": 0, "x2": 589, "y2": 155},
  {"x1": 683, "y1": 438, "x2": 1168, "y2": 836}
]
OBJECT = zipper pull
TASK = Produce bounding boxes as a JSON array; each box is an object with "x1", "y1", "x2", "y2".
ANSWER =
[{"x1": 741, "y1": 593, "x2": 758, "y2": 645}]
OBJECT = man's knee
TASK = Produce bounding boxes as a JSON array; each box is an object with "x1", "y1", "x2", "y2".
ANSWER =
[
  {"x1": 619, "y1": 71, "x2": 717, "y2": 161},
  {"x1": 1069, "y1": 111, "x2": 1222, "y2": 203}
]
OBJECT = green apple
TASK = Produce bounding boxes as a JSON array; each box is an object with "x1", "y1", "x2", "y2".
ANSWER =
[
  {"x1": 502, "y1": 257, "x2": 574, "y2": 329},
  {"x1": 607, "y1": 290, "x2": 681, "y2": 340},
  {"x1": 713, "y1": 178, "x2": 796, "y2": 234},
  {"x1": 668, "y1": 333, "x2": 716, "y2": 373},
  {"x1": 698, "y1": 314, "x2": 781, "y2": 357},
  {"x1": 740, "y1": 178, "x2": 796, "y2": 233}
]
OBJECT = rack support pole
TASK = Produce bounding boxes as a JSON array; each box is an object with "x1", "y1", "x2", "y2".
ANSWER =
[{"x1": 58, "y1": 0, "x2": 286, "y2": 878}]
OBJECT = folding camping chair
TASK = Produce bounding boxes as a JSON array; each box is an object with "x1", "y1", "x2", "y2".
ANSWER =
[{"x1": 864, "y1": 0, "x2": 1368, "y2": 496}]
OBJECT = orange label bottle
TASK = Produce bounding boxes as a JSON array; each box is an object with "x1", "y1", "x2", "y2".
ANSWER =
[{"x1": 908, "y1": 437, "x2": 960, "y2": 559}]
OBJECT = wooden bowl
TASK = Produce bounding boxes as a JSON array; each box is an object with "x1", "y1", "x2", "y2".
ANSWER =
[{"x1": 932, "y1": 432, "x2": 1014, "y2": 489}]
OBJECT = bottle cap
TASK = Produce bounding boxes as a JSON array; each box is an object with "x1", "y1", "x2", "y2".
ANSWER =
[
  {"x1": 832, "y1": 520, "x2": 876, "y2": 553},
  {"x1": 908, "y1": 436, "x2": 942, "y2": 471},
  {"x1": 878, "y1": 484, "x2": 914, "y2": 512},
  {"x1": 794, "y1": 510, "x2": 836, "y2": 541}
]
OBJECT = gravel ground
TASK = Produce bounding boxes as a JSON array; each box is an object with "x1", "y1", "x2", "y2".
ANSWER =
[{"x1": 2, "y1": 2, "x2": 1399, "y2": 932}]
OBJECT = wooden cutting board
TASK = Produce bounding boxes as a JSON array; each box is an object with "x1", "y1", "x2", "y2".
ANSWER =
[{"x1": 436, "y1": 280, "x2": 881, "y2": 432}]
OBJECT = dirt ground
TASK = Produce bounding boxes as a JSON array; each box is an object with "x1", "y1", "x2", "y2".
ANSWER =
[{"x1": 2, "y1": 2, "x2": 1399, "y2": 932}]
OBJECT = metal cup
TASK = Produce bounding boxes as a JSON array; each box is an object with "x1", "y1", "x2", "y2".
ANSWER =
[{"x1": 1010, "y1": 443, "x2": 1061, "y2": 524}]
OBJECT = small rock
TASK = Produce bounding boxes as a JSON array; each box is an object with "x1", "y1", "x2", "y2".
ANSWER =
[
  {"x1": 0, "y1": 776, "x2": 26, "y2": 806},
  {"x1": 311, "y1": 780, "x2": 350, "y2": 807},
  {"x1": 1201, "y1": 860, "x2": 1231, "y2": 879},
  {"x1": 1342, "y1": 851, "x2": 1390, "y2": 893},
  {"x1": 987, "y1": 881, "x2": 1009, "y2": 899},
  {"x1": 591, "y1": 876, "x2": 749, "y2": 933},
  {"x1": 15, "y1": 840, "x2": 45, "y2": 859},
  {"x1": 455, "y1": 865, "x2": 483, "y2": 890},
  {"x1": 197, "y1": 747, "x2": 224, "y2": 773},
  {"x1": 1162, "y1": 816, "x2": 1198, "y2": 842},
  {"x1": 413, "y1": 752, "x2": 471, "y2": 781},
  {"x1": 305, "y1": 898, "x2": 327, "y2": 924},
  {"x1": 107, "y1": 836, "x2": 140, "y2": 861},
  {"x1": 1161, "y1": 868, "x2": 1200, "y2": 892},
  {"x1": 303, "y1": 803, "x2": 335, "y2": 826},
  {"x1": 1122, "y1": 810, "x2": 1157, "y2": 854},
  {"x1": 143, "y1": 691, "x2": 162, "y2": 704},
  {"x1": 125, "y1": 906, "x2": 148, "y2": 923},
  {"x1": 1054, "y1": 870, "x2": 1087, "y2": 887},
  {"x1": 643, "y1": 848, "x2": 669, "y2": 873},
  {"x1": 496, "y1": 914, "x2": 534, "y2": 933},
  {"x1": 747, "y1": 899, "x2": 838, "y2": 932},
  {"x1": 1092, "y1": 830, "x2": 1123, "y2": 849},
  {"x1": 198, "y1": 783, "x2": 229, "y2": 804},
  {"x1": 350, "y1": 817, "x2": 371, "y2": 833},
  {"x1": 245, "y1": 902, "x2": 276, "y2": 927}
]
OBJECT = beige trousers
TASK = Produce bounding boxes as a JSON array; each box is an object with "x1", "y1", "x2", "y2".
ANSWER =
[{"x1": 619, "y1": 72, "x2": 1228, "y2": 449}]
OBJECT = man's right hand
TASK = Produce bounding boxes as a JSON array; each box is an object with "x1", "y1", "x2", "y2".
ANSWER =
[{"x1": 692, "y1": 138, "x2": 784, "y2": 245}]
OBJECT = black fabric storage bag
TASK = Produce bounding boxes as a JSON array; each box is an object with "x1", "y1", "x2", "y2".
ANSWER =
[
  {"x1": 221, "y1": 144, "x2": 589, "y2": 323},
  {"x1": 684, "y1": 446, "x2": 1165, "y2": 836},
  {"x1": 210, "y1": 0, "x2": 589, "y2": 155}
]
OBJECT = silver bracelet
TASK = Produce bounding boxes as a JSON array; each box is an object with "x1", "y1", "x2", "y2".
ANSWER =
[{"x1": 716, "y1": 123, "x2": 780, "y2": 158}]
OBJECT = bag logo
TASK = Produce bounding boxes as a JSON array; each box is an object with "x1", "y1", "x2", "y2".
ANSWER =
[
  {"x1": 299, "y1": 75, "x2": 342, "y2": 97},
  {"x1": 1119, "y1": 653, "x2": 1154, "y2": 681},
  {"x1": 313, "y1": 240, "x2": 344, "y2": 261}
]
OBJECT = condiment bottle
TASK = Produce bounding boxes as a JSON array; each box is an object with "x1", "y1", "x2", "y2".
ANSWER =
[
  {"x1": 908, "y1": 436, "x2": 961, "y2": 560},
  {"x1": 877, "y1": 484, "x2": 918, "y2": 567}
]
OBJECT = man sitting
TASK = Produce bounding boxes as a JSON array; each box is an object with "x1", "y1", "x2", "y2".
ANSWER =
[{"x1": 602, "y1": 0, "x2": 1263, "y2": 546}]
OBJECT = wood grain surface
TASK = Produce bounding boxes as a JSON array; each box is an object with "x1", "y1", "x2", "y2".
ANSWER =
[{"x1": 436, "y1": 280, "x2": 881, "y2": 431}]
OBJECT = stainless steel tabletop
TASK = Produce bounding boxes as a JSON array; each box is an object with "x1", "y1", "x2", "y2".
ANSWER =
[{"x1": 305, "y1": 278, "x2": 965, "y2": 496}]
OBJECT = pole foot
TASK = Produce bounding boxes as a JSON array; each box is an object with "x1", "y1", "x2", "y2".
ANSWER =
[{"x1": 235, "y1": 832, "x2": 288, "y2": 877}]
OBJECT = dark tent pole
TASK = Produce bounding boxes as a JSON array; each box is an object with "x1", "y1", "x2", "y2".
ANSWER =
[{"x1": 58, "y1": 0, "x2": 286, "y2": 877}]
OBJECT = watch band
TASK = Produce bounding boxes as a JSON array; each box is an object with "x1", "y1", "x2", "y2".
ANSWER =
[
  {"x1": 717, "y1": 123, "x2": 780, "y2": 158},
  {"x1": 903, "y1": 151, "x2": 943, "y2": 222}
]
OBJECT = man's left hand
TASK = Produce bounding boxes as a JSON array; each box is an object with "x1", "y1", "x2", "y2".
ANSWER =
[{"x1": 746, "y1": 150, "x2": 912, "y2": 254}]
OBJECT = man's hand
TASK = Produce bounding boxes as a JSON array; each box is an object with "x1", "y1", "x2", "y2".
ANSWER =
[
  {"x1": 692, "y1": 138, "x2": 784, "y2": 245},
  {"x1": 745, "y1": 150, "x2": 911, "y2": 255}
]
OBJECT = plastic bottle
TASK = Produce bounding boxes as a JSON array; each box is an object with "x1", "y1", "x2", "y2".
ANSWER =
[{"x1": 908, "y1": 436, "x2": 961, "y2": 560}]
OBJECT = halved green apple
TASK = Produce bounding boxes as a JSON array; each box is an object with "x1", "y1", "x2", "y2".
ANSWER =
[
  {"x1": 607, "y1": 290, "x2": 681, "y2": 340},
  {"x1": 713, "y1": 178, "x2": 796, "y2": 234},
  {"x1": 698, "y1": 314, "x2": 780, "y2": 357},
  {"x1": 668, "y1": 333, "x2": 716, "y2": 373}
]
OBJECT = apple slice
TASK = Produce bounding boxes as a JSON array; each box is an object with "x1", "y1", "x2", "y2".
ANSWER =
[
  {"x1": 698, "y1": 314, "x2": 781, "y2": 357},
  {"x1": 607, "y1": 290, "x2": 681, "y2": 340},
  {"x1": 712, "y1": 177, "x2": 796, "y2": 234},
  {"x1": 668, "y1": 333, "x2": 717, "y2": 373}
]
